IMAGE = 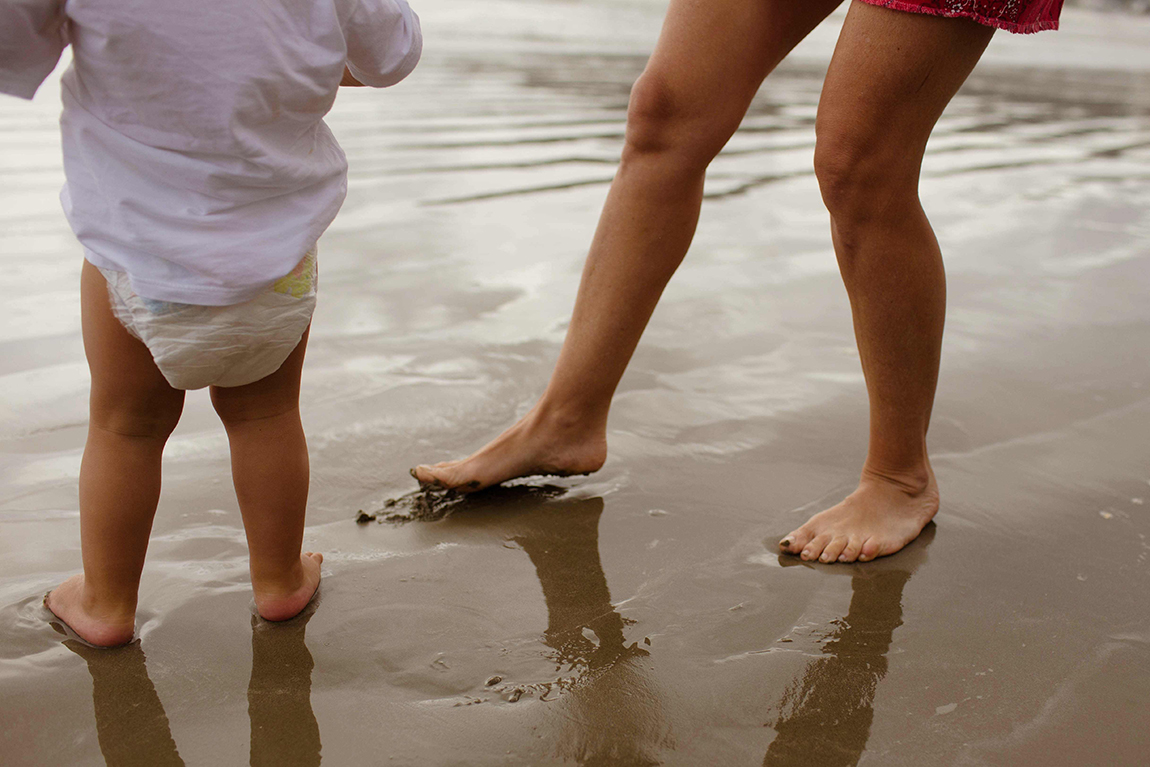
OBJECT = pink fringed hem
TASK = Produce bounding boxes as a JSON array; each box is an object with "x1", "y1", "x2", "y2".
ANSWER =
[{"x1": 855, "y1": 0, "x2": 1060, "y2": 34}]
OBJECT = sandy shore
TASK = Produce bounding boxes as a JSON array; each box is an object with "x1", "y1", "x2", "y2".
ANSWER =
[{"x1": 2, "y1": 2, "x2": 1149, "y2": 764}]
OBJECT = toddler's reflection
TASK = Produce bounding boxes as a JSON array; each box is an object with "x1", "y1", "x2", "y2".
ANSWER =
[
  {"x1": 64, "y1": 639, "x2": 185, "y2": 767},
  {"x1": 248, "y1": 605, "x2": 322, "y2": 767},
  {"x1": 62, "y1": 601, "x2": 322, "y2": 767}
]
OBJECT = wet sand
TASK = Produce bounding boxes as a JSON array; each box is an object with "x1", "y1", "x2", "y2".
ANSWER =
[{"x1": 2, "y1": 2, "x2": 1150, "y2": 765}]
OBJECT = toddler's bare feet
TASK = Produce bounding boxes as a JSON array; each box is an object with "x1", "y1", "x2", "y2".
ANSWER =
[
  {"x1": 411, "y1": 406, "x2": 607, "y2": 492},
  {"x1": 253, "y1": 552, "x2": 323, "y2": 622},
  {"x1": 45, "y1": 574, "x2": 136, "y2": 648},
  {"x1": 778, "y1": 468, "x2": 939, "y2": 564}
]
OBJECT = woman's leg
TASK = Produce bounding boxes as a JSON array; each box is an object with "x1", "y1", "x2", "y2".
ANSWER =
[
  {"x1": 779, "y1": 2, "x2": 994, "y2": 563},
  {"x1": 210, "y1": 330, "x2": 321, "y2": 622},
  {"x1": 415, "y1": 0, "x2": 845, "y2": 490},
  {"x1": 46, "y1": 261, "x2": 186, "y2": 647}
]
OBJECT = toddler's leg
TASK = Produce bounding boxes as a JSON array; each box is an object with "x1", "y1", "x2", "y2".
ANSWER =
[
  {"x1": 46, "y1": 262, "x2": 186, "y2": 647},
  {"x1": 210, "y1": 329, "x2": 320, "y2": 622}
]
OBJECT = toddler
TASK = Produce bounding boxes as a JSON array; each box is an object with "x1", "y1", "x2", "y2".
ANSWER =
[{"x1": 0, "y1": 0, "x2": 421, "y2": 646}]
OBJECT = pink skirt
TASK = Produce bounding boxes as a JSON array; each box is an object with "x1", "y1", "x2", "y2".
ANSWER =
[{"x1": 857, "y1": 0, "x2": 1063, "y2": 34}]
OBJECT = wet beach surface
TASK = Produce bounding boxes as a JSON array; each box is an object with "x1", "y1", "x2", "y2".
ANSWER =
[{"x1": 2, "y1": 2, "x2": 1150, "y2": 764}]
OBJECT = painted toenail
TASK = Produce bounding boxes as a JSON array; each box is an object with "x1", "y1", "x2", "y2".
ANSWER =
[{"x1": 780, "y1": 538, "x2": 792, "y2": 548}]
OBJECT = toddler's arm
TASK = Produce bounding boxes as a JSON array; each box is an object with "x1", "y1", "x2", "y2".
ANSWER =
[
  {"x1": 344, "y1": 0, "x2": 422, "y2": 88},
  {"x1": 0, "y1": 0, "x2": 68, "y2": 99}
]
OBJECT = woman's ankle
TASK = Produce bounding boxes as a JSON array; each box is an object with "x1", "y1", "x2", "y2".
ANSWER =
[
  {"x1": 860, "y1": 461, "x2": 934, "y2": 497},
  {"x1": 530, "y1": 394, "x2": 608, "y2": 437}
]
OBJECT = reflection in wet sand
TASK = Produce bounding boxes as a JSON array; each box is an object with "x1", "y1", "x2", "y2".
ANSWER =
[
  {"x1": 513, "y1": 498, "x2": 668, "y2": 766},
  {"x1": 763, "y1": 570, "x2": 909, "y2": 766},
  {"x1": 763, "y1": 529, "x2": 933, "y2": 766},
  {"x1": 59, "y1": 606, "x2": 322, "y2": 767},
  {"x1": 248, "y1": 607, "x2": 322, "y2": 767},
  {"x1": 64, "y1": 639, "x2": 184, "y2": 767},
  {"x1": 392, "y1": 488, "x2": 669, "y2": 765},
  {"x1": 514, "y1": 499, "x2": 635, "y2": 673}
]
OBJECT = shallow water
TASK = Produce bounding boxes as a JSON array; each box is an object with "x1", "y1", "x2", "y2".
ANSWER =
[{"x1": 2, "y1": 2, "x2": 1150, "y2": 765}]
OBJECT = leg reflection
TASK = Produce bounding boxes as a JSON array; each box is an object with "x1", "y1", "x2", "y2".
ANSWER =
[
  {"x1": 248, "y1": 606, "x2": 321, "y2": 767},
  {"x1": 65, "y1": 639, "x2": 185, "y2": 767},
  {"x1": 763, "y1": 561, "x2": 918, "y2": 766},
  {"x1": 511, "y1": 496, "x2": 668, "y2": 766},
  {"x1": 390, "y1": 486, "x2": 670, "y2": 764},
  {"x1": 513, "y1": 499, "x2": 635, "y2": 672}
]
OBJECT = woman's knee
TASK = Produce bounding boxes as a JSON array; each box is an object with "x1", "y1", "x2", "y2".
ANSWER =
[
  {"x1": 622, "y1": 70, "x2": 740, "y2": 170},
  {"x1": 813, "y1": 120, "x2": 921, "y2": 226}
]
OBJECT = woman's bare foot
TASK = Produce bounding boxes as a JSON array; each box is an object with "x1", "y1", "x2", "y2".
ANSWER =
[
  {"x1": 411, "y1": 405, "x2": 607, "y2": 492},
  {"x1": 45, "y1": 574, "x2": 136, "y2": 648},
  {"x1": 778, "y1": 468, "x2": 939, "y2": 564},
  {"x1": 253, "y1": 552, "x2": 323, "y2": 622}
]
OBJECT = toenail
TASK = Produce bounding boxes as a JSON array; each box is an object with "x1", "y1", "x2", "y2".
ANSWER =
[
  {"x1": 838, "y1": 555, "x2": 848, "y2": 562},
  {"x1": 780, "y1": 538, "x2": 792, "y2": 548}
]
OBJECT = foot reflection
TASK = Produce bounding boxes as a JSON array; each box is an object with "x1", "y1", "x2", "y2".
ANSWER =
[
  {"x1": 763, "y1": 527, "x2": 933, "y2": 767},
  {"x1": 248, "y1": 605, "x2": 322, "y2": 767},
  {"x1": 64, "y1": 639, "x2": 185, "y2": 767}
]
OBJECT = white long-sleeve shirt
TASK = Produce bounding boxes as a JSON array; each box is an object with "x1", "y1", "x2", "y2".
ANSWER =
[{"x1": 0, "y1": 0, "x2": 421, "y2": 304}]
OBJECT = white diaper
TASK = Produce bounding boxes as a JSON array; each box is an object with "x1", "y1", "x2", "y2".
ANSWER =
[{"x1": 101, "y1": 250, "x2": 318, "y2": 390}]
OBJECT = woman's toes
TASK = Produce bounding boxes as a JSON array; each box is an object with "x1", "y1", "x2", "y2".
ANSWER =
[
  {"x1": 819, "y1": 535, "x2": 849, "y2": 563},
  {"x1": 779, "y1": 528, "x2": 812, "y2": 555},
  {"x1": 838, "y1": 537, "x2": 864, "y2": 562},
  {"x1": 858, "y1": 537, "x2": 882, "y2": 562},
  {"x1": 413, "y1": 465, "x2": 460, "y2": 489},
  {"x1": 436, "y1": 468, "x2": 465, "y2": 489},
  {"x1": 801, "y1": 533, "x2": 832, "y2": 561}
]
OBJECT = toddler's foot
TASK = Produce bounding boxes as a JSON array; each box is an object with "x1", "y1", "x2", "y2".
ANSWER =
[
  {"x1": 253, "y1": 552, "x2": 323, "y2": 622},
  {"x1": 778, "y1": 468, "x2": 939, "y2": 564},
  {"x1": 411, "y1": 406, "x2": 607, "y2": 492},
  {"x1": 44, "y1": 574, "x2": 135, "y2": 648}
]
